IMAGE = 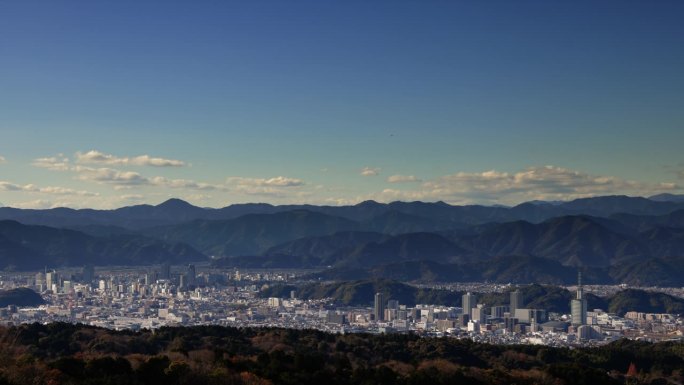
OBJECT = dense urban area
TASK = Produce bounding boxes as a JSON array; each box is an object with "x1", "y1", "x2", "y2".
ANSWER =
[{"x1": 1, "y1": 264, "x2": 682, "y2": 348}]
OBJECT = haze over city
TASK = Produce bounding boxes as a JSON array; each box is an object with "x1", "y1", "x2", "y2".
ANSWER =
[{"x1": 2, "y1": 1, "x2": 683, "y2": 209}]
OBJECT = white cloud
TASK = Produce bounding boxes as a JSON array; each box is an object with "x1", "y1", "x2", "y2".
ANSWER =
[
  {"x1": 75, "y1": 150, "x2": 185, "y2": 167},
  {"x1": 149, "y1": 176, "x2": 225, "y2": 190},
  {"x1": 12, "y1": 200, "x2": 55, "y2": 209},
  {"x1": 32, "y1": 155, "x2": 71, "y2": 171},
  {"x1": 387, "y1": 175, "x2": 421, "y2": 183},
  {"x1": 73, "y1": 166, "x2": 149, "y2": 185},
  {"x1": 226, "y1": 176, "x2": 305, "y2": 187},
  {"x1": 360, "y1": 167, "x2": 380, "y2": 177},
  {"x1": 0, "y1": 181, "x2": 98, "y2": 196},
  {"x1": 36, "y1": 186, "x2": 99, "y2": 196},
  {"x1": 72, "y1": 167, "x2": 227, "y2": 191},
  {"x1": 222, "y1": 176, "x2": 306, "y2": 197},
  {"x1": 366, "y1": 165, "x2": 682, "y2": 204},
  {"x1": 0, "y1": 156, "x2": 6, "y2": 163}
]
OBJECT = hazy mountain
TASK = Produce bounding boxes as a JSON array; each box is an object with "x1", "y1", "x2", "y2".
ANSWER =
[
  {"x1": 610, "y1": 209, "x2": 684, "y2": 232},
  {"x1": 110, "y1": 198, "x2": 210, "y2": 228},
  {"x1": 459, "y1": 216, "x2": 649, "y2": 267},
  {"x1": 66, "y1": 225, "x2": 139, "y2": 237},
  {"x1": 0, "y1": 220, "x2": 205, "y2": 270},
  {"x1": 506, "y1": 202, "x2": 572, "y2": 223},
  {"x1": 558, "y1": 195, "x2": 683, "y2": 217},
  {"x1": 362, "y1": 260, "x2": 473, "y2": 282},
  {"x1": 2, "y1": 195, "x2": 683, "y2": 231},
  {"x1": 263, "y1": 231, "x2": 389, "y2": 266},
  {"x1": 220, "y1": 214, "x2": 672, "y2": 277},
  {"x1": 649, "y1": 193, "x2": 684, "y2": 203},
  {"x1": 312, "y1": 256, "x2": 613, "y2": 285},
  {"x1": 0, "y1": 233, "x2": 44, "y2": 269},
  {"x1": 361, "y1": 210, "x2": 463, "y2": 234},
  {"x1": 3, "y1": 196, "x2": 684, "y2": 284},
  {"x1": 147, "y1": 210, "x2": 360, "y2": 256},
  {"x1": 609, "y1": 256, "x2": 684, "y2": 287},
  {"x1": 340, "y1": 232, "x2": 465, "y2": 268},
  {"x1": 639, "y1": 227, "x2": 684, "y2": 258}
]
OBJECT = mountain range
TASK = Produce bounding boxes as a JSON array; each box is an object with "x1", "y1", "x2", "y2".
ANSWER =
[{"x1": 1, "y1": 195, "x2": 684, "y2": 285}]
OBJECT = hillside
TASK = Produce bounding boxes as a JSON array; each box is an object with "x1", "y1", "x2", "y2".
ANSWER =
[
  {"x1": 262, "y1": 279, "x2": 461, "y2": 307},
  {"x1": 263, "y1": 231, "x2": 390, "y2": 266},
  {"x1": 610, "y1": 209, "x2": 684, "y2": 232},
  {"x1": 0, "y1": 220, "x2": 205, "y2": 270},
  {"x1": 459, "y1": 216, "x2": 649, "y2": 267},
  {"x1": 146, "y1": 210, "x2": 360, "y2": 256},
  {"x1": 609, "y1": 256, "x2": 684, "y2": 287}
]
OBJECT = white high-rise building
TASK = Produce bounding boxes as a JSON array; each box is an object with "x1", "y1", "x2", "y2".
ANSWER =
[{"x1": 462, "y1": 292, "x2": 476, "y2": 318}]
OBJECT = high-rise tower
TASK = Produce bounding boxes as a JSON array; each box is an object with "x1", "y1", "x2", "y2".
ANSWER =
[
  {"x1": 187, "y1": 264, "x2": 197, "y2": 287},
  {"x1": 462, "y1": 292, "x2": 476, "y2": 318},
  {"x1": 374, "y1": 292, "x2": 385, "y2": 321},
  {"x1": 570, "y1": 271, "x2": 587, "y2": 326},
  {"x1": 510, "y1": 290, "x2": 524, "y2": 314}
]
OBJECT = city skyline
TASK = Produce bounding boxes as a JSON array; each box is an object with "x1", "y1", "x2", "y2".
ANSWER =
[{"x1": 2, "y1": 1, "x2": 683, "y2": 209}]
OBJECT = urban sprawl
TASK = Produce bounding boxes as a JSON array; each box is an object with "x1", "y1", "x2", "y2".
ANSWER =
[{"x1": 1, "y1": 265, "x2": 683, "y2": 347}]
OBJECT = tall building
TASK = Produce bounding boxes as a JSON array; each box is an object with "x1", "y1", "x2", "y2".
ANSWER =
[
  {"x1": 571, "y1": 271, "x2": 587, "y2": 327},
  {"x1": 510, "y1": 290, "x2": 524, "y2": 314},
  {"x1": 35, "y1": 272, "x2": 46, "y2": 292},
  {"x1": 374, "y1": 292, "x2": 385, "y2": 321},
  {"x1": 46, "y1": 270, "x2": 59, "y2": 292},
  {"x1": 462, "y1": 292, "x2": 476, "y2": 318},
  {"x1": 160, "y1": 263, "x2": 171, "y2": 280},
  {"x1": 472, "y1": 304, "x2": 488, "y2": 324},
  {"x1": 187, "y1": 264, "x2": 197, "y2": 287},
  {"x1": 81, "y1": 265, "x2": 95, "y2": 283}
]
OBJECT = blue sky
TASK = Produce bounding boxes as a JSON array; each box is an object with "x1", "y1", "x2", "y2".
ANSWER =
[{"x1": 1, "y1": 0, "x2": 683, "y2": 208}]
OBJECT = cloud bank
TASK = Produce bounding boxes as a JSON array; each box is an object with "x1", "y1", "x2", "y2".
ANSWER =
[
  {"x1": 75, "y1": 150, "x2": 186, "y2": 167},
  {"x1": 372, "y1": 166, "x2": 679, "y2": 205}
]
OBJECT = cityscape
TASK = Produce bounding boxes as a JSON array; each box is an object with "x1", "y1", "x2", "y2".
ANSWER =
[
  {"x1": 1, "y1": 264, "x2": 681, "y2": 348},
  {"x1": 2, "y1": 0, "x2": 684, "y2": 383}
]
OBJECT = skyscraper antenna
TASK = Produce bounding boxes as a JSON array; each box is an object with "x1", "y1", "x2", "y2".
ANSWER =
[
  {"x1": 576, "y1": 270, "x2": 583, "y2": 300},
  {"x1": 578, "y1": 270, "x2": 582, "y2": 288}
]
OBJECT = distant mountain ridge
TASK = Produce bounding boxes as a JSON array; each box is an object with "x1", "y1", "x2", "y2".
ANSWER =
[
  {"x1": 649, "y1": 193, "x2": 684, "y2": 203},
  {"x1": 2, "y1": 195, "x2": 683, "y2": 230},
  {"x1": 1, "y1": 195, "x2": 684, "y2": 285}
]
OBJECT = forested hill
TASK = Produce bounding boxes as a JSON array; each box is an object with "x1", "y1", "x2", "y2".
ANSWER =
[{"x1": 0, "y1": 323, "x2": 681, "y2": 385}]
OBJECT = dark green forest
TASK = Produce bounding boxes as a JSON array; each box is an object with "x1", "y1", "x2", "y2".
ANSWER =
[{"x1": 0, "y1": 323, "x2": 681, "y2": 385}]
